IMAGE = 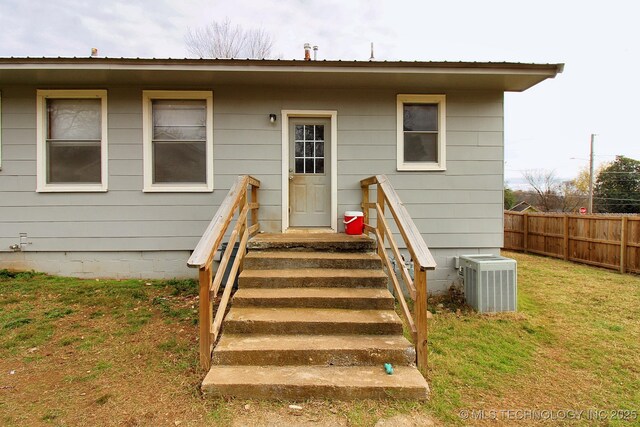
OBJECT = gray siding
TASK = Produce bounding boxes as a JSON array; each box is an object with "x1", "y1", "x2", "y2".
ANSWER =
[{"x1": 0, "y1": 84, "x2": 503, "y2": 266}]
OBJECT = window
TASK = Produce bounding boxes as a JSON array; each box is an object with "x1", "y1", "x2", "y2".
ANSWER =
[
  {"x1": 36, "y1": 90, "x2": 108, "y2": 192},
  {"x1": 142, "y1": 91, "x2": 213, "y2": 192},
  {"x1": 294, "y1": 124, "x2": 325, "y2": 174},
  {"x1": 396, "y1": 94, "x2": 446, "y2": 171}
]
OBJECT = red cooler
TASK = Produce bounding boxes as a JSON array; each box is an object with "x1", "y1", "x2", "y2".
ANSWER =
[{"x1": 343, "y1": 211, "x2": 364, "y2": 235}]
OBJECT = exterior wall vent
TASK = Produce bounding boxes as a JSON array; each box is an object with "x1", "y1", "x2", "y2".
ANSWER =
[{"x1": 460, "y1": 254, "x2": 517, "y2": 313}]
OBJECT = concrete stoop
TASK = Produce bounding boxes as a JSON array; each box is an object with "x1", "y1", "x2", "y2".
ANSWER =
[{"x1": 201, "y1": 233, "x2": 430, "y2": 400}]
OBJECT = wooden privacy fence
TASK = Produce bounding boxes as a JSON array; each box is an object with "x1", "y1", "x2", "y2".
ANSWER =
[
  {"x1": 361, "y1": 175, "x2": 437, "y2": 373},
  {"x1": 504, "y1": 211, "x2": 640, "y2": 274}
]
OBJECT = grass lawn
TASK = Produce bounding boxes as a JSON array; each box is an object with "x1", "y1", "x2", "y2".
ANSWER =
[{"x1": 0, "y1": 252, "x2": 638, "y2": 426}]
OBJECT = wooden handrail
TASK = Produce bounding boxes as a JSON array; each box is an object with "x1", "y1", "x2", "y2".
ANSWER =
[
  {"x1": 188, "y1": 175, "x2": 260, "y2": 370},
  {"x1": 360, "y1": 174, "x2": 436, "y2": 373}
]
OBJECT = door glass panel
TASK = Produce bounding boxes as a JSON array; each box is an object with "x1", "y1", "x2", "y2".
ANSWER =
[
  {"x1": 305, "y1": 158, "x2": 314, "y2": 173},
  {"x1": 305, "y1": 141, "x2": 314, "y2": 157},
  {"x1": 293, "y1": 124, "x2": 325, "y2": 175},
  {"x1": 304, "y1": 125, "x2": 314, "y2": 140}
]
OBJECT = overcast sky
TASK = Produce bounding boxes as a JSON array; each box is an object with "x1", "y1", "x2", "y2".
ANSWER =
[{"x1": 1, "y1": 0, "x2": 638, "y2": 187}]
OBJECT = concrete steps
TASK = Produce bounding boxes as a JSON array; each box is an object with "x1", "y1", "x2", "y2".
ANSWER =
[
  {"x1": 212, "y1": 334, "x2": 416, "y2": 366},
  {"x1": 243, "y1": 250, "x2": 382, "y2": 270},
  {"x1": 232, "y1": 287, "x2": 395, "y2": 309},
  {"x1": 202, "y1": 365, "x2": 429, "y2": 400},
  {"x1": 239, "y1": 268, "x2": 389, "y2": 289},
  {"x1": 201, "y1": 232, "x2": 429, "y2": 400},
  {"x1": 224, "y1": 307, "x2": 403, "y2": 335},
  {"x1": 248, "y1": 233, "x2": 376, "y2": 252}
]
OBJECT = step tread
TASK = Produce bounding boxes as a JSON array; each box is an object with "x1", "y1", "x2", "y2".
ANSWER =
[
  {"x1": 240, "y1": 268, "x2": 388, "y2": 279},
  {"x1": 215, "y1": 334, "x2": 412, "y2": 352},
  {"x1": 226, "y1": 307, "x2": 402, "y2": 325},
  {"x1": 234, "y1": 287, "x2": 393, "y2": 299},
  {"x1": 245, "y1": 251, "x2": 380, "y2": 260},
  {"x1": 248, "y1": 233, "x2": 376, "y2": 252},
  {"x1": 202, "y1": 365, "x2": 429, "y2": 400}
]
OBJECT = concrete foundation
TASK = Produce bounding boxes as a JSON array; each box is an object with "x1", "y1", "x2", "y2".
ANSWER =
[
  {"x1": 0, "y1": 250, "x2": 196, "y2": 280},
  {"x1": 0, "y1": 246, "x2": 500, "y2": 289}
]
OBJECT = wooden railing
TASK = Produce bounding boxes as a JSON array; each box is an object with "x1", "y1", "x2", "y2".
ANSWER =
[
  {"x1": 360, "y1": 175, "x2": 437, "y2": 372},
  {"x1": 187, "y1": 175, "x2": 260, "y2": 370}
]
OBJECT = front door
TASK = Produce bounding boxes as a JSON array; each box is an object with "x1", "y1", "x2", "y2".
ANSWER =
[{"x1": 288, "y1": 118, "x2": 331, "y2": 228}]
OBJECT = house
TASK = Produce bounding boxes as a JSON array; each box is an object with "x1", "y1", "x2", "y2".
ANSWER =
[
  {"x1": 509, "y1": 201, "x2": 539, "y2": 213},
  {"x1": 0, "y1": 56, "x2": 562, "y2": 294}
]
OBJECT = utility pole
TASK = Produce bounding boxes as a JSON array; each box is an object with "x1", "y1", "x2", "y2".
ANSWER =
[{"x1": 588, "y1": 134, "x2": 596, "y2": 214}]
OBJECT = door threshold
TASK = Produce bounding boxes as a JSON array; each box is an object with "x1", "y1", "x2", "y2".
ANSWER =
[{"x1": 285, "y1": 227, "x2": 335, "y2": 234}]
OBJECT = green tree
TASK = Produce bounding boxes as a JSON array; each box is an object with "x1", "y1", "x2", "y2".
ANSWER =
[
  {"x1": 593, "y1": 156, "x2": 640, "y2": 213},
  {"x1": 504, "y1": 187, "x2": 516, "y2": 209}
]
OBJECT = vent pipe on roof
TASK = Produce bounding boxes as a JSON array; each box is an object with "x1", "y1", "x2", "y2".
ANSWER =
[
  {"x1": 304, "y1": 43, "x2": 311, "y2": 61},
  {"x1": 91, "y1": 48, "x2": 98, "y2": 57},
  {"x1": 369, "y1": 43, "x2": 374, "y2": 61},
  {"x1": 313, "y1": 45, "x2": 318, "y2": 61}
]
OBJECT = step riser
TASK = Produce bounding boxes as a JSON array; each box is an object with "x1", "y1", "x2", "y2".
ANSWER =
[
  {"x1": 202, "y1": 383, "x2": 428, "y2": 400},
  {"x1": 239, "y1": 276, "x2": 388, "y2": 289},
  {"x1": 212, "y1": 348, "x2": 414, "y2": 366},
  {"x1": 232, "y1": 296, "x2": 394, "y2": 310},
  {"x1": 247, "y1": 241, "x2": 376, "y2": 252},
  {"x1": 224, "y1": 320, "x2": 403, "y2": 335},
  {"x1": 243, "y1": 257, "x2": 381, "y2": 270}
]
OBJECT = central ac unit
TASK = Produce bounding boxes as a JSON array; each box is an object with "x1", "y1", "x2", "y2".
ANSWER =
[{"x1": 460, "y1": 254, "x2": 517, "y2": 313}]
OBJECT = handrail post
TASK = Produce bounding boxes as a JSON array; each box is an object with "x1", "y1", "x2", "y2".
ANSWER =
[
  {"x1": 198, "y1": 266, "x2": 212, "y2": 370},
  {"x1": 251, "y1": 183, "x2": 258, "y2": 229},
  {"x1": 361, "y1": 184, "x2": 369, "y2": 226},
  {"x1": 415, "y1": 267, "x2": 428, "y2": 373},
  {"x1": 377, "y1": 184, "x2": 385, "y2": 247}
]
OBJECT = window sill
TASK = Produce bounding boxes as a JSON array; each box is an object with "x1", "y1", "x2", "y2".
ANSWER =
[
  {"x1": 36, "y1": 184, "x2": 108, "y2": 193},
  {"x1": 143, "y1": 184, "x2": 213, "y2": 193},
  {"x1": 397, "y1": 163, "x2": 446, "y2": 172}
]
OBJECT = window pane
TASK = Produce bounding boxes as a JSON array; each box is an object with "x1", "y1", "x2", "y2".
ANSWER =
[
  {"x1": 305, "y1": 141, "x2": 314, "y2": 157},
  {"x1": 153, "y1": 100, "x2": 206, "y2": 141},
  {"x1": 47, "y1": 141, "x2": 101, "y2": 183},
  {"x1": 304, "y1": 125, "x2": 314, "y2": 140},
  {"x1": 295, "y1": 158, "x2": 304, "y2": 173},
  {"x1": 47, "y1": 99, "x2": 101, "y2": 140},
  {"x1": 315, "y1": 158, "x2": 324, "y2": 174},
  {"x1": 403, "y1": 104, "x2": 438, "y2": 132},
  {"x1": 295, "y1": 141, "x2": 304, "y2": 157},
  {"x1": 404, "y1": 133, "x2": 437, "y2": 162},
  {"x1": 153, "y1": 141, "x2": 206, "y2": 183},
  {"x1": 315, "y1": 125, "x2": 324, "y2": 141},
  {"x1": 305, "y1": 159, "x2": 314, "y2": 174},
  {"x1": 153, "y1": 126, "x2": 206, "y2": 141},
  {"x1": 295, "y1": 125, "x2": 304, "y2": 140},
  {"x1": 315, "y1": 141, "x2": 324, "y2": 157}
]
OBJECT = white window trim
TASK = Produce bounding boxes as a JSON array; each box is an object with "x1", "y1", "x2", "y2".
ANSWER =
[
  {"x1": 142, "y1": 90, "x2": 214, "y2": 192},
  {"x1": 36, "y1": 90, "x2": 108, "y2": 192},
  {"x1": 396, "y1": 94, "x2": 446, "y2": 171}
]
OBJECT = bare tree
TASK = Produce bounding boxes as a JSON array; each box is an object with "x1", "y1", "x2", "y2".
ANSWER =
[
  {"x1": 185, "y1": 19, "x2": 274, "y2": 59},
  {"x1": 522, "y1": 169, "x2": 562, "y2": 212}
]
